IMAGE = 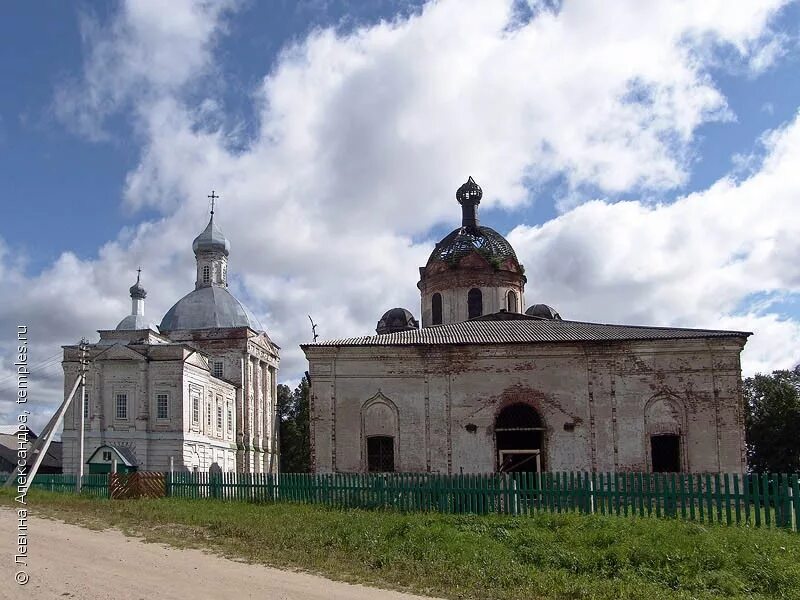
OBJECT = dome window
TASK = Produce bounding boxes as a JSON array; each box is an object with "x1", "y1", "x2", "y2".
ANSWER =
[
  {"x1": 432, "y1": 293, "x2": 443, "y2": 325},
  {"x1": 507, "y1": 290, "x2": 518, "y2": 313},
  {"x1": 468, "y1": 288, "x2": 483, "y2": 319}
]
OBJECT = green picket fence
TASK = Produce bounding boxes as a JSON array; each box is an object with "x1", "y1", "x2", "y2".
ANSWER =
[
  {"x1": 25, "y1": 473, "x2": 110, "y2": 498},
  {"x1": 164, "y1": 471, "x2": 800, "y2": 531},
  {"x1": 14, "y1": 471, "x2": 800, "y2": 532}
]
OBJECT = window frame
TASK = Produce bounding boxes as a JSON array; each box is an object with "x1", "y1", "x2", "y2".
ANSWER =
[
  {"x1": 431, "y1": 292, "x2": 443, "y2": 325},
  {"x1": 156, "y1": 392, "x2": 169, "y2": 420},
  {"x1": 212, "y1": 361, "x2": 224, "y2": 379},
  {"x1": 467, "y1": 288, "x2": 483, "y2": 319},
  {"x1": 191, "y1": 392, "x2": 200, "y2": 425},
  {"x1": 366, "y1": 435, "x2": 395, "y2": 473},
  {"x1": 202, "y1": 265, "x2": 210, "y2": 283},
  {"x1": 507, "y1": 290, "x2": 518, "y2": 313},
  {"x1": 115, "y1": 393, "x2": 128, "y2": 420}
]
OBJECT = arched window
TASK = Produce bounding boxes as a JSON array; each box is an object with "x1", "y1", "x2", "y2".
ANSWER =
[
  {"x1": 431, "y1": 293, "x2": 442, "y2": 325},
  {"x1": 495, "y1": 403, "x2": 545, "y2": 472},
  {"x1": 507, "y1": 290, "x2": 518, "y2": 313},
  {"x1": 468, "y1": 288, "x2": 482, "y2": 319},
  {"x1": 202, "y1": 265, "x2": 210, "y2": 283}
]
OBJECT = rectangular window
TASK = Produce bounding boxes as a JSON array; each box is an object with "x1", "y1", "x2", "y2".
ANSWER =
[
  {"x1": 227, "y1": 404, "x2": 232, "y2": 434},
  {"x1": 207, "y1": 395, "x2": 212, "y2": 427},
  {"x1": 83, "y1": 389, "x2": 89, "y2": 418},
  {"x1": 115, "y1": 393, "x2": 127, "y2": 420},
  {"x1": 651, "y1": 434, "x2": 681, "y2": 473},
  {"x1": 192, "y1": 394, "x2": 200, "y2": 424},
  {"x1": 102, "y1": 451, "x2": 112, "y2": 461},
  {"x1": 212, "y1": 361, "x2": 224, "y2": 378},
  {"x1": 367, "y1": 436, "x2": 395, "y2": 473},
  {"x1": 156, "y1": 393, "x2": 169, "y2": 420},
  {"x1": 217, "y1": 403, "x2": 223, "y2": 431}
]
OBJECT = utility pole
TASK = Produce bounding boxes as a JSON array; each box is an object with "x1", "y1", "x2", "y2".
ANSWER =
[{"x1": 76, "y1": 339, "x2": 88, "y2": 493}]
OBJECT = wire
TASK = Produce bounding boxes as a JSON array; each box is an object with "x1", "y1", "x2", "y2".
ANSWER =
[{"x1": 0, "y1": 351, "x2": 64, "y2": 386}]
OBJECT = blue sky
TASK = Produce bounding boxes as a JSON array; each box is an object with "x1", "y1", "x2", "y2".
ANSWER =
[
  {"x1": 4, "y1": 1, "x2": 799, "y2": 268},
  {"x1": 2, "y1": 0, "x2": 800, "y2": 431}
]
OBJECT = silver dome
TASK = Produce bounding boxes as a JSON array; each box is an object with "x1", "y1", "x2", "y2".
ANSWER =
[
  {"x1": 115, "y1": 314, "x2": 159, "y2": 332},
  {"x1": 159, "y1": 286, "x2": 262, "y2": 331},
  {"x1": 192, "y1": 217, "x2": 230, "y2": 256}
]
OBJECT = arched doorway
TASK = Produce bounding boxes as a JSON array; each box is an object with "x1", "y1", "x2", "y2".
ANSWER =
[{"x1": 495, "y1": 403, "x2": 545, "y2": 472}]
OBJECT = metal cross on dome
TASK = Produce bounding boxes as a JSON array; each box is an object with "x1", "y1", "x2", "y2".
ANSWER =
[{"x1": 208, "y1": 190, "x2": 220, "y2": 215}]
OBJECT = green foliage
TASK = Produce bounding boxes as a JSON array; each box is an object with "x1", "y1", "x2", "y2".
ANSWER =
[
  {"x1": 744, "y1": 366, "x2": 800, "y2": 473},
  {"x1": 277, "y1": 374, "x2": 310, "y2": 473},
  {"x1": 5, "y1": 490, "x2": 800, "y2": 600}
]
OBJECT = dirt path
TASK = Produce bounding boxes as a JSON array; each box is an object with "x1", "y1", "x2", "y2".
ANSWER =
[{"x1": 0, "y1": 507, "x2": 438, "y2": 600}]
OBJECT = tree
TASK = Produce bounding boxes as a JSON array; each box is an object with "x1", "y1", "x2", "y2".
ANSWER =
[
  {"x1": 744, "y1": 365, "x2": 800, "y2": 473},
  {"x1": 276, "y1": 373, "x2": 310, "y2": 472}
]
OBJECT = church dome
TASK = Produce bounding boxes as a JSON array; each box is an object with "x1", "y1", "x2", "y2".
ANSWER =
[
  {"x1": 129, "y1": 279, "x2": 146, "y2": 300},
  {"x1": 192, "y1": 216, "x2": 230, "y2": 256},
  {"x1": 376, "y1": 308, "x2": 419, "y2": 335},
  {"x1": 427, "y1": 225, "x2": 518, "y2": 266},
  {"x1": 160, "y1": 286, "x2": 262, "y2": 332},
  {"x1": 116, "y1": 314, "x2": 159, "y2": 332},
  {"x1": 426, "y1": 177, "x2": 519, "y2": 268},
  {"x1": 525, "y1": 304, "x2": 562, "y2": 320}
]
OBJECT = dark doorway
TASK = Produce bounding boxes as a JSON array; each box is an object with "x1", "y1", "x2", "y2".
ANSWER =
[
  {"x1": 367, "y1": 436, "x2": 395, "y2": 472},
  {"x1": 432, "y1": 293, "x2": 443, "y2": 325},
  {"x1": 651, "y1": 434, "x2": 681, "y2": 472},
  {"x1": 495, "y1": 403, "x2": 545, "y2": 472},
  {"x1": 468, "y1": 288, "x2": 483, "y2": 319}
]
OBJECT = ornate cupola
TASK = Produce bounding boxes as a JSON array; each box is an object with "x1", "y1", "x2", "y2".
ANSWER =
[
  {"x1": 115, "y1": 269, "x2": 158, "y2": 332},
  {"x1": 159, "y1": 192, "x2": 263, "y2": 332},
  {"x1": 417, "y1": 177, "x2": 526, "y2": 327},
  {"x1": 192, "y1": 191, "x2": 229, "y2": 290}
]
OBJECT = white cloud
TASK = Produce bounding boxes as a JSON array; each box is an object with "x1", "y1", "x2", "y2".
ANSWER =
[
  {"x1": 508, "y1": 110, "x2": 800, "y2": 374},
  {"x1": 2, "y1": 0, "x2": 798, "y2": 433}
]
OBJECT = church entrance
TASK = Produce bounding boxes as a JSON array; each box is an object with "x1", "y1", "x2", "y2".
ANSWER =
[{"x1": 495, "y1": 403, "x2": 545, "y2": 472}]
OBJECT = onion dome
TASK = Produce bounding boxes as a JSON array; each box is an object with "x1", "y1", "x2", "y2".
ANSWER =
[
  {"x1": 116, "y1": 270, "x2": 159, "y2": 332},
  {"x1": 425, "y1": 176, "x2": 519, "y2": 268},
  {"x1": 525, "y1": 304, "x2": 562, "y2": 320},
  {"x1": 160, "y1": 286, "x2": 262, "y2": 332},
  {"x1": 192, "y1": 215, "x2": 230, "y2": 256},
  {"x1": 376, "y1": 308, "x2": 419, "y2": 335},
  {"x1": 129, "y1": 269, "x2": 146, "y2": 299}
]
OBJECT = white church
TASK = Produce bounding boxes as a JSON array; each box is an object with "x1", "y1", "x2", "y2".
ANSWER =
[{"x1": 61, "y1": 202, "x2": 279, "y2": 475}]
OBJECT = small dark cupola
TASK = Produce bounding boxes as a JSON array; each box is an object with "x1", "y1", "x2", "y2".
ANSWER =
[
  {"x1": 376, "y1": 308, "x2": 420, "y2": 335},
  {"x1": 456, "y1": 176, "x2": 482, "y2": 229},
  {"x1": 525, "y1": 304, "x2": 562, "y2": 320}
]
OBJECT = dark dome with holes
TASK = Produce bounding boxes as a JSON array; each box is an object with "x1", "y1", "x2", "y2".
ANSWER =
[
  {"x1": 376, "y1": 308, "x2": 419, "y2": 335},
  {"x1": 427, "y1": 225, "x2": 518, "y2": 266},
  {"x1": 525, "y1": 304, "x2": 562, "y2": 320}
]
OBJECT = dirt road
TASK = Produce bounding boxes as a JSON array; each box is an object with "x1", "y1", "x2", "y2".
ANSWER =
[{"x1": 0, "y1": 507, "x2": 437, "y2": 600}]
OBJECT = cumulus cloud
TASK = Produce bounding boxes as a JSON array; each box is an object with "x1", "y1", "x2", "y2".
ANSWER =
[
  {"x1": 508, "y1": 111, "x2": 800, "y2": 373},
  {"x1": 2, "y1": 0, "x2": 798, "y2": 433}
]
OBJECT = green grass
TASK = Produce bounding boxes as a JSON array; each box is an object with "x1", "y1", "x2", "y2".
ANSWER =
[{"x1": 3, "y1": 490, "x2": 800, "y2": 600}]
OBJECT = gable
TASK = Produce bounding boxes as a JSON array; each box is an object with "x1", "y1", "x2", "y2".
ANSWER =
[{"x1": 92, "y1": 343, "x2": 147, "y2": 362}]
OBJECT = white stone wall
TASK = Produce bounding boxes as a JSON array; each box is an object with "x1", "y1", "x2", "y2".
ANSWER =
[
  {"x1": 62, "y1": 343, "x2": 238, "y2": 474},
  {"x1": 305, "y1": 338, "x2": 747, "y2": 475}
]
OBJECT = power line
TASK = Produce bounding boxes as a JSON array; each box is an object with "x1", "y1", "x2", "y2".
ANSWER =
[{"x1": 0, "y1": 352, "x2": 64, "y2": 386}]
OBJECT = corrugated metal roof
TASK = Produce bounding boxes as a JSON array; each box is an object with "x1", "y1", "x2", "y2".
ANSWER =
[{"x1": 303, "y1": 319, "x2": 751, "y2": 348}]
